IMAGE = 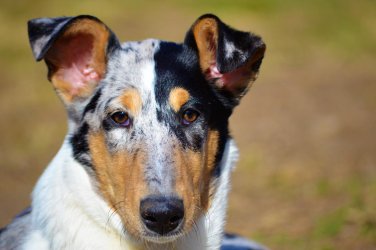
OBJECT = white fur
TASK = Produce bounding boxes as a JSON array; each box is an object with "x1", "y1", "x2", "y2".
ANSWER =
[{"x1": 22, "y1": 140, "x2": 136, "y2": 249}]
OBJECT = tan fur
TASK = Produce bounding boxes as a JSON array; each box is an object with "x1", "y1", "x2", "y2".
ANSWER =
[
  {"x1": 169, "y1": 87, "x2": 190, "y2": 112},
  {"x1": 173, "y1": 129, "x2": 220, "y2": 228},
  {"x1": 205, "y1": 130, "x2": 219, "y2": 209},
  {"x1": 173, "y1": 147, "x2": 202, "y2": 230},
  {"x1": 119, "y1": 88, "x2": 143, "y2": 115},
  {"x1": 192, "y1": 17, "x2": 218, "y2": 73},
  {"x1": 88, "y1": 127, "x2": 220, "y2": 238},
  {"x1": 88, "y1": 132, "x2": 148, "y2": 239}
]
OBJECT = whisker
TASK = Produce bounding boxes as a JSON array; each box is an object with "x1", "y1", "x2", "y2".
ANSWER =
[{"x1": 105, "y1": 200, "x2": 125, "y2": 231}]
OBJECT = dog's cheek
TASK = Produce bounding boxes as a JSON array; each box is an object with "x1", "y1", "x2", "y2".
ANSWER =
[
  {"x1": 173, "y1": 147, "x2": 202, "y2": 230},
  {"x1": 111, "y1": 149, "x2": 149, "y2": 238},
  {"x1": 174, "y1": 129, "x2": 219, "y2": 229},
  {"x1": 202, "y1": 129, "x2": 220, "y2": 210},
  {"x1": 88, "y1": 132, "x2": 148, "y2": 237}
]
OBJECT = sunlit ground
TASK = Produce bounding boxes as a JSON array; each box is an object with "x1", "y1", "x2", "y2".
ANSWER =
[{"x1": 0, "y1": 1, "x2": 375, "y2": 249}]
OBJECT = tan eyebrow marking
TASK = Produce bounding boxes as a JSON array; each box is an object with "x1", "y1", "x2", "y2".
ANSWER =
[
  {"x1": 119, "y1": 88, "x2": 142, "y2": 115},
  {"x1": 169, "y1": 87, "x2": 190, "y2": 112}
]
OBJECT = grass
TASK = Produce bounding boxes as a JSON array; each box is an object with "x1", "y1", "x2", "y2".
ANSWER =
[
  {"x1": 227, "y1": 149, "x2": 376, "y2": 249},
  {"x1": 0, "y1": 0, "x2": 375, "y2": 249}
]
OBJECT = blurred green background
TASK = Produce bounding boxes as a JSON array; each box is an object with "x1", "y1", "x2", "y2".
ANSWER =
[{"x1": 0, "y1": 0, "x2": 375, "y2": 249}]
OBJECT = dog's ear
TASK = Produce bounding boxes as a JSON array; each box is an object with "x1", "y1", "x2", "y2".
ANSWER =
[
  {"x1": 185, "y1": 14, "x2": 266, "y2": 105},
  {"x1": 28, "y1": 15, "x2": 120, "y2": 104}
]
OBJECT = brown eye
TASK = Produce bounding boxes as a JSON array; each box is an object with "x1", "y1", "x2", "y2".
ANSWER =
[
  {"x1": 111, "y1": 111, "x2": 131, "y2": 127},
  {"x1": 182, "y1": 109, "x2": 199, "y2": 125}
]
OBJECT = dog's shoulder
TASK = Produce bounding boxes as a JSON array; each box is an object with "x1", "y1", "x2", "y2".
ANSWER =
[{"x1": 0, "y1": 207, "x2": 32, "y2": 249}]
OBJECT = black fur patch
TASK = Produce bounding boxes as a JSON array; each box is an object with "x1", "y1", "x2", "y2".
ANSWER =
[
  {"x1": 154, "y1": 41, "x2": 231, "y2": 176},
  {"x1": 28, "y1": 15, "x2": 120, "y2": 61},
  {"x1": 70, "y1": 122, "x2": 92, "y2": 167},
  {"x1": 83, "y1": 89, "x2": 102, "y2": 116},
  {"x1": 0, "y1": 226, "x2": 5, "y2": 235}
]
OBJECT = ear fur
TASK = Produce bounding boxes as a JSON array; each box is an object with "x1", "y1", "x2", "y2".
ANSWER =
[
  {"x1": 28, "y1": 15, "x2": 120, "y2": 103},
  {"x1": 185, "y1": 14, "x2": 266, "y2": 104}
]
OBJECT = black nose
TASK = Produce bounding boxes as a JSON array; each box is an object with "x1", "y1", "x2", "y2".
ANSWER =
[{"x1": 140, "y1": 196, "x2": 184, "y2": 235}]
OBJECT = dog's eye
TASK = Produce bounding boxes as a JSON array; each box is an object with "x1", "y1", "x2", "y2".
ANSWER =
[
  {"x1": 182, "y1": 109, "x2": 199, "y2": 125},
  {"x1": 111, "y1": 111, "x2": 131, "y2": 127}
]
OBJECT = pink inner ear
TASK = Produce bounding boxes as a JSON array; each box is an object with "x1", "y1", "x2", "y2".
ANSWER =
[
  {"x1": 59, "y1": 65, "x2": 100, "y2": 96},
  {"x1": 52, "y1": 33, "x2": 101, "y2": 96},
  {"x1": 207, "y1": 65, "x2": 223, "y2": 79},
  {"x1": 206, "y1": 64, "x2": 249, "y2": 91}
]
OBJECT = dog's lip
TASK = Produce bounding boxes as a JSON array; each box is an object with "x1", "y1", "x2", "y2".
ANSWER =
[
  {"x1": 143, "y1": 233, "x2": 183, "y2": 244},
  {"x1": 141, "y1": 229, "x2": 184, "y2": 244}
]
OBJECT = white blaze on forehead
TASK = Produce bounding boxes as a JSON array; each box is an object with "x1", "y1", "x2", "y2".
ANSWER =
[
  {"x1": 135, "y1": 48, "x2": 175, "y2": 193},
  {"x1": 139, "y1": 58, "x2": 157, "y2": 102}
]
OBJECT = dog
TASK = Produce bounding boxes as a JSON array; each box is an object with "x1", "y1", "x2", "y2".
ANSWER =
[{"x1": 0, "y1": 14, "x2": 265, "y2": 250}]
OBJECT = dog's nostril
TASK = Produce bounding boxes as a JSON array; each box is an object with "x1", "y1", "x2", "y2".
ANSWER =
[{"x1": 140, "y1": 196, "x2": 184, "y2": 235}]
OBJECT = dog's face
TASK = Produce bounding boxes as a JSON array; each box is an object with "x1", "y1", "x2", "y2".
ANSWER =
[{"x1": 28, "y1": 15, "x2": 265, "y2": 243}]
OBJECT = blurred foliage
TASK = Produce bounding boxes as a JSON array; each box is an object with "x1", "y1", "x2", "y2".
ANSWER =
[{"x1": 0, "y1": 0, "x2": 375, "y2": 249}]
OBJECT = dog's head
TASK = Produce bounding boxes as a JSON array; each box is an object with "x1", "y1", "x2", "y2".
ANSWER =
[{"x1": 28, "y1": 14, "x2": 265, "y2": 243}]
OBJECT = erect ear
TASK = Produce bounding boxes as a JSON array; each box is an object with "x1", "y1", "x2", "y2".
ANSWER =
[
  {"x1": 28, "y1": 15, "x2": 120, "y2": 104},
  {"x1": 185, "y1": 14, "x2": 266, "y2": 105}
]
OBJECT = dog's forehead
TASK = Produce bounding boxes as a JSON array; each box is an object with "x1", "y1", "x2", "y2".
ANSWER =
[
  {"x1": 107, "y1": 39, "x2": 159, "y2": 84},
  {"x1": 100, "y1": 39, "x2": 159, "y2": 103},
  {"x1": 121, "y1": 39, "x2": 159, "y2": 54},
  {"x1": 101, "y1": 38, "x2": 202, "y2": 109}
]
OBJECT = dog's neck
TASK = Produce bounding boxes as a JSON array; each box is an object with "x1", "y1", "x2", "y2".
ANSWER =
[{"x1": 24, "y1": 135, "x2": 238, "y2": 250}]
